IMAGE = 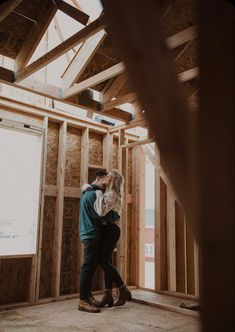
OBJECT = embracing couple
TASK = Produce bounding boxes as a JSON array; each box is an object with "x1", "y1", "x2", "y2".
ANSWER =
[{"x1": 78, "y1": 170, "x2": 131, "y2": 313}]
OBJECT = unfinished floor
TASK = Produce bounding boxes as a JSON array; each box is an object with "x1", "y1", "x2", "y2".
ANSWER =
[{"x1": 0, "y1": 297, "x2": 201, "y2": 332}]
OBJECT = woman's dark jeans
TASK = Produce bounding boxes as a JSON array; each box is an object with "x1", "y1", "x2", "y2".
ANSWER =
[{"x1": 99, "y1": 223, "x2": 124, "y2": 289}]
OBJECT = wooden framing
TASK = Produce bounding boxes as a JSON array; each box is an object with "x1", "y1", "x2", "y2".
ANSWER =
[
  {"x1": 65, "y1": 62, "x2": 126, "y2": 99},
  {"x1": 62, "y1": 29, "x2": 107, "y2": 88},
  {"x1": 137, "y1": 147, "x2": 145, "y2": 287},
  {"x1": 53, "y1": 0, "x2": 89, "y2": 26},
  {"x1": 35, "y1": 116, "x2": 49, "y2": 301},
  {"x1": 15, "y1": 1, "x2": 57, "y2": 71},
  {"x1": 102, "y1": 92, "x2": 136, "y2": 111},
  {"x1": 166, "y1": 188, "x2": 176, "y2": 292},
  {"x1": 0, "y1": 0, "x2": 206, "y2": 315},
  {"x1": 166, "y1": 25, "x2": 197, "y2": 49},
  {"x1": 0, "y1": 67, "x2": 14, "y2": 83},
  {"x1": 52, "y1": 121, "x2": 67, "y2": 298},
  {"x1": 53, "y1": 16, "x2": 73, "y2": 65},
  {"x1": 102, "y1": 73, "x2": 127, "y2": 103},
  {"x1": 117, "y1": 129, "x2": 128, "y2": 280},
  {"x1": 0, "y1": 0, "x2": 24, "y2": 23},
  {"x1": 102, "y1": 133, "x2": 113, "y2": 171},
  {"x1": 16, "y1": 14, "x2": 106, "y2": 82}
]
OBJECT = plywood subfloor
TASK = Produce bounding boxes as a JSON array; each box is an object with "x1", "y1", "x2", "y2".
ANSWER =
[
  {"x1": 0, "y1": 297, "x2": 201, "y2": 332},
  {"x1": 131, "y1": 289, "x2": 200, "y2": 318}
]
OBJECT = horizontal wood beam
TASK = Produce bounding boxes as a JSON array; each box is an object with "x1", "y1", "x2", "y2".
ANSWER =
[
  {"x1": 179, "y1": 67, "x2": 199, "y2": 82},
  {"x1": 65, "y1": 62, "x2": 125, "y2": 98},
  {"x1": 0, "y1": 67, "x2": 14, "y2": 83},
  {"x1": 166, "y1": 25, "x2": 197, "y2": 49},
  {"x1": 122, "y1": 137, "x2": 154, "y2": 149},
  {"x1": 15, "y1": 14, "x2": 106, "y2": 82},
  {"x1": 17, "y1": 78, "x2": 62, "y2": 99},
  {"x1": 102, "y1": 92, "x2": 136, "y2": 110},
  {"x1": 0, "y1": 75, "x2": 132, "y2": 122},
  {"x1": 54, "y1": 0, "x2": 89, "y2": 25},
  {"x1": 98, "y1": 107, "x2": 132, "y2": 122},
  {"x1": 109, "y1": 119, "x2": 146, "y2": 133},
  {"x1": 0, "y1": 93, "x2": 110, "y2": 132},
  {"x1": 0, "y1": 0, "x2": 23, "y2": 23}
]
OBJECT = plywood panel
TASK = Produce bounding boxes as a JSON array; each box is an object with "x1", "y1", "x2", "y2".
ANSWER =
[
  {"x1": 127, "y1": 148, "x2": 133, "y2": 194},
  {"x1": 65, "y1": 127, "x2": 82, "y2": 188},
  {"x1": 89, "y1": 132, "x2": 103, "y2": 166},
  {"x1": 39, "y1": 196, "x2": 56, "y2": 299},
  {"x1": 60, "y1": 198, "x2": 80, "y2": 296},
  {"x1": 0, "y1": 258, "x2": 31, "y2": 305},
  {"x1": 161, "y1": 0, "x2": 197, "y2": 39},
  {"x1": 112, "y1": 138, "x2": 119, "y2": 169},
  {"x1": 174, "y1": 39, "x2": 198, "y2": 74},
  {"x1": 45, "y1": 122, "x2": 59, "y2": 186}
]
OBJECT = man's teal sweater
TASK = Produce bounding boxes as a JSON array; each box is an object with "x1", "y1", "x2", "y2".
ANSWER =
[{"x1": 79, "y1": 189, "x2": 119, "y2": 241}]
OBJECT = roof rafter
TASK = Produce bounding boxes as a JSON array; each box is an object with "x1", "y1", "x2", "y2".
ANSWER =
[
  {"x1": 15, "y1": 1, "x2": 57, "y2": 71},
  {"x1": 102, "y1": 73, "x2": 127, "y2": 103},
  {"x1": 62, "y1": 29, "x2": 107, "y2": 87},
  {"x1": 64, "y1": 62, "x2": 126, "y2": 98},
  {"x1": 15, "y1": 14, "x2": 106, "y2": 82},
  {"x1": 53, "y1": 0, "x2": 89, "y2": 26},
  {"x1": 0, "y1": 0, "x2": 24, "y2": 23},
  {"x1": 65, "y1": 64, "x2": 198, "y2": 99}
]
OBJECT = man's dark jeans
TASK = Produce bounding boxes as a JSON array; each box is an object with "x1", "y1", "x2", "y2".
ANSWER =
[{"x1": 79, "y1": 239, "x2": 100, "y2": 300}]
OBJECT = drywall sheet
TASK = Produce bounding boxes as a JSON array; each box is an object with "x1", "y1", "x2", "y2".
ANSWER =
[{"x1": 0, "y1": 125, "x2": 43, "y2": 256}]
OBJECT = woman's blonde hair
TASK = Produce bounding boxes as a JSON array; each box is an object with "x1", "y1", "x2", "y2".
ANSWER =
[{"x1": 107, "y1": 170, "x2": 124, "y2": 212}]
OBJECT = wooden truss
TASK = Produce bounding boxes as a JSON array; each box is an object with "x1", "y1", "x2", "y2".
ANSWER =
[{"x1": 0, "y1": 1, "x2": 198, "y2": 124}]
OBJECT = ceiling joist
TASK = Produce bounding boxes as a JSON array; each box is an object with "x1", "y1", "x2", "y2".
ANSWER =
[{"x1": 15, "y1": 14, "x2": 106, "y2": 82}]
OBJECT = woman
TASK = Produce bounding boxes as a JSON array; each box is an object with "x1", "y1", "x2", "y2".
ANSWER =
[{"x1": 84, "y1": 170, "x2": 132, "y2": 307}]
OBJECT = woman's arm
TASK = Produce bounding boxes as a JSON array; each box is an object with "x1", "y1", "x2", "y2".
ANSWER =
[
  {"x1": 81, "y1": 183, "x2": 92, "y2": 193},
  {"x1": 94, "y1": 190, "x2": 115, "y2": 216}
]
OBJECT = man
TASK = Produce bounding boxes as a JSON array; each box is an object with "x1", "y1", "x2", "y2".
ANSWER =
[{"x1": 78, "y1": 170, "x2": 119, "y2": 313}]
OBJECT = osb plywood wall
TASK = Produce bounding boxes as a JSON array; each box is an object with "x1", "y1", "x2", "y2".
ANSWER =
[
  {"x1": 127, "y1": 149, "x2": 133, "y2": 194},
  {"x1": 45, "y1": 122, "x2": 59, "y2": 186},
  {"x1": 39, "y1": 196, "x2": 56, "y2": 299},
  {"x1": 112, "y1": 137, "x2": 119, "y2": 169},
  {"x1": 0, "y1": 118, "x2": 135, "y2": 307},
  {"x1": 89, "y1": 132, "x2": 103, "y2": 166},
  {"x1": 60, "y1": 198, "x2": 80, "y2": 296},
  {"x1": 0, "y1": 258, "x2": 31, "y2": 305},
  {"x1": 65, "y1": 127, "x2": 82, "y2": 188}
]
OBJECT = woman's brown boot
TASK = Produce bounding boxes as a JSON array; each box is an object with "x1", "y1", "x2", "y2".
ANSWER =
[
  {"x1": 114, "y1": 285, "x2": 132, "y2": 306},
  {"x1": 95, "y1": 289, "x2": 114, "y2": 308}
]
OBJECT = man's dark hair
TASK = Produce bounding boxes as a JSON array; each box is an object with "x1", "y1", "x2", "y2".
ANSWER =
[{"x1": 94, "y1": 169, "x2": 108, "y2": 180}]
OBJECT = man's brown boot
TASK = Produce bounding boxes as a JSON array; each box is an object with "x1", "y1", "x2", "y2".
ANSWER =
[
  {"x1": 89, "y1": 294, "x2": 101, "y2": 307},
  {"x1": 78, "y1": 299, "x2": 101, "y2": 313}
]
